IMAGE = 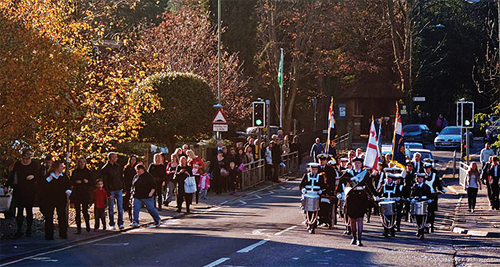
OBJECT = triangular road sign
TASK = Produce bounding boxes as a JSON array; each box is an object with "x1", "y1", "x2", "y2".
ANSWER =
[{"x1": 212, "y1": 109, "x2": 228, "y2": 124}]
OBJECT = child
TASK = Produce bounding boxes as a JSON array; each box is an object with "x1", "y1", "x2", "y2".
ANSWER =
[
  {"x1": 92, "y1": 179, "x2": 107, "y2": 231},
  {"x1": 198, "y1": 167, "x2": 210, "y2": 200}
]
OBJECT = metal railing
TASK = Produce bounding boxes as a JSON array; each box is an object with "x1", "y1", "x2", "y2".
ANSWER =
[
  {"x1": 241, "y1": 159, "x2": 266, "y2": 190},
  {"x1": 279, "y1": 151, "x2": 299, "y2": 177},
  {"x1": 334, "y1": 133, "x2": 351, "y2": 152},
  {"x1": 459, "y1": 161, "x2": 470, "y2": 186}
]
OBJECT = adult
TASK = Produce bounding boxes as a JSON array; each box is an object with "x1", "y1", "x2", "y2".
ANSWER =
[
  {"x1": 423, "y1": 162, "x2": 444, "y2": 232},
  {"x1": 480, "y1": 143, "x2": 495, "y2": 169},
  {"x1": 70, "y1": 157, "x2": 93, "y2": 234},
  {"x1": 38, "y1": 155, "x2": 53, "y2": 182},
  {"x1": 436, "y1": 114, "x2": 444, "y2": 133},
  {"x1": 187, "y1": 150, "x2": 204, "y2": 204},
  {"x1": 378, "y1": 173, "x2": 403, "y2": 237},
  {"x1": 130, "y1": 164, "x2": 161, "y2": 227},
  {"x1": 310, "y1": 138, "x2": 324, "y2": 163},
  {"x1": 277, "y1": 129, "x2": 285, "y2": 142},
  {"x1": 484, "y1": 129, "x2": 496, "y2": 146},
  {"x1": 282, "y1": 135, "x2": 291, "y2": 155},
  {"x1": 39, "y1": 160, "x2": 71, "y2": 240},
  {"x1": 243, "y1": 145, "x2": 254, "y2": 164},
  {"x1": 271, "y1": 136, "x2": 283, "y2": 182},
  {"x1": 211, "y1": 151, "x2": 226, "y2": 195},
  {"x1": 123, "y1": 156, "x2": 138, "y2": 222},
  {"x1": 482, "y1": 156, "x2": 494, "y2": 208},
  {"x1": 464, "y1": 162, "x2": 481, "y2": 212},
  {"x1": 173, "y1": 156, "x2": 193, "y2": 213},
  {"x1": 265, "y1": 142, "x2": 273, "y2": 181},
  {"x1": 165, "y1": 154, "x2": 179, "y2": 206},
  {"x1": 299, "y1": 163, "x2": 325, "y2": 234},
  {"x1": 101, "y1": 152, "x2": 124, "y2": 230},
  {"x1": 7, "y1": 150, "x2": 38, "y2": 237},
  {"x1": 181, "y1": 144, "x2": 189, "y2": 159},
  {"x1": 336, "y1": 161, "x2": 376, "y2": 246},
  {"x1": 411, "y1": 173, "x2": 432, "y2": 239},
  {"x1": 290, "y1": 135, "x2": 302, "y2": 164},
  {"x1": 488, "y1": 157, "x2": 500, "y2": 210},
  {"x1": 412, "y1": 152, "x2": 424, "y2": 173},
  {"x1": 327, "y1": 141, "x2": 337, "y2": 160},
  {"x1": 148, "y1": 153, "x2": 167, "y2": 211}
]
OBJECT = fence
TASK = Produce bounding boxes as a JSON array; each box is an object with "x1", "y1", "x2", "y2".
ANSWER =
[
  {"x1": 279, "y1": 151, "x2": 300, "y2": 177},
  {"x1": 334, "y1": 133, "x2": 351, "y2": 152},
  {"x1": 240, "y1": 159, "x2": 266, "y2": 190},
  {"x1": 458, "y1": 161, "x2": 470, "y2": 186}
]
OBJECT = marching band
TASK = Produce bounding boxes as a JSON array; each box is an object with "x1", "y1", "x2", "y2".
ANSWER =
[{"x1": 299, "y1": 151, "x2": 445, "y2": 245}]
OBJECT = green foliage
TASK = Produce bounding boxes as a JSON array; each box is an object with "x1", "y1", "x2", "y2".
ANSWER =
[{"x1": 140, "y1": 72, "x2": 216, "y2": 150}]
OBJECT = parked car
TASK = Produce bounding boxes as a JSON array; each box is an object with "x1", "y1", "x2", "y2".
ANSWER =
[
  {"x1": 403, "y1": 124, "x2": 434, "y2": 144},
  {"x1": 434, "y1": 126, "x2": 473, "y2": 150},
  {"x1": 405, "y1": 142, "x2": 424, "y2": 150},
  {"x1": 381, "y1": 144, "x2": 392, "y2": 156}
]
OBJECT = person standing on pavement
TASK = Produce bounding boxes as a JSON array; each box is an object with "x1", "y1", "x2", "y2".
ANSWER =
[
  {"x1": 211, "y1": 151, "x2": 226, "y2": 195},
  {"x1": 70, "y1": 157, "x2": 93, "y2": 234},
  {"x1": 488, "y1": 157, "x2": 500, "y2": 210},
  {"x1": 7, "y1": 150, "x2": 38, "y2": 238},
  {"x1": 39, "y1": 160, "x2": 71, "y2": 240},
  {"x1": 148, "y1": 153, "x2": 166, "y2": 211},
  {"x1": 480, "y1": 143, "x2": 495, "y2": 170},
  {"x1": 310, "y1": 138, "x2": 324, "y2": 163},
  {"x1": 101, "y1": 152, "x2": 124, "y2": 230},
  {"x1": 187, "y1": 150, "x2": 204, "y2": 204},
  {"x1": 464, "y1": 162, "x2": 481, "y2": 212},
  {"x1": 174, "y1": 156, "x2": 194, "y2": 213},
  {"x1": 482, "y1": 156, "x2": 494, "y2": 208},
  {"x1": 271, "y1": 135, "x2": 283, "y2": 182},
  {"x1": 290, "y1": 135, "x2": 302, "y2": 165},
  {"x1": 130, "y1": 164, "x2": 161, "y2": 228},
  {"x1": 123, "y1": 156, "x2": 138, "y2": 222},
  {"x1": 92, "y1": 180, "x2": 107, "y2": 231},
  {"x1": 165, "y1": 154, "x2": 179, "y2": 206}
]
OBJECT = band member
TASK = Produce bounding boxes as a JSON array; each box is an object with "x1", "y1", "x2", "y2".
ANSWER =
[
  {"x1": 423, "y1": 162, "x2": 444, "y2": 233},
  {"x1": 316, "y1": 154, "x2": 338, "y2": 228},
  {"x1": 339, "y1": 158, "x2": 349, "y2": 172},
  {"x1": 401, "y1": 161, "x2": 417, "y2": 222},
  {"x1": 411, "y1": 173, "x2": 432, "y2": 239},
  {"x1": 299, "y1": 163, "x2": 325, "y2": 234},
  {"x1": 378, "y1": 173, "x2": 403, "y2": 237},
  {"x1": 336, "y1": 157, "x2": 376, "y2": 246}
]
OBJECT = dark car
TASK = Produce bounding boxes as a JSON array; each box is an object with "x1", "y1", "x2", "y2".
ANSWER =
[{"x1": 403, "y1": 124, "x2": 434, "y2": 144}]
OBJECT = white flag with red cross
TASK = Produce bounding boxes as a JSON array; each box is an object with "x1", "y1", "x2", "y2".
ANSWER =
[{"x1": 364, "y1": 119, "x2": 380, "y2": 170}]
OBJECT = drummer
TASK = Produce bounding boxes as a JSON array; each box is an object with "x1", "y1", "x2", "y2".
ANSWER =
[
  {"x1": 378, "y1": 173, "x2": 403, "y2": 237},
  {"x1": 401, "y1": 161, "x2": 417, "y2": 222},
  {"x1": 423, "y1": 162, "x2": 445, "y2": 233},
  {"x1": 411, "y1": 173, "x2": 432, "y2": 239},
  {"x1": 336, "y1": 157, "x2": 377, "y2": 246},
  {"x1": 299, "y1": 162, "x2": 325, "y2": 233}
]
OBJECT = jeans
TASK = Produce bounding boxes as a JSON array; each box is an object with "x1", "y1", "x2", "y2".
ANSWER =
[
  {"x1": 467, "y1": 187, "x2": 478, "y2": 210},
  {"x1": 165, "y1": 181, "x2": 175, "y2": 203},
  {"x1": 132, "y1": 197, "x2": 160, "y2": 224},
  {"x1": 108, "y1": 190, "x2": 124, "y2": 227}
]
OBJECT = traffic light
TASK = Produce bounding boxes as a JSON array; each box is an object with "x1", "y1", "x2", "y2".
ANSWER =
[
  {"x1": 462, "y1": 102, "x2": 474, "y2": 128},
  {"x1": 252, "y1": 101, "x2": 265, "y2": 127}
]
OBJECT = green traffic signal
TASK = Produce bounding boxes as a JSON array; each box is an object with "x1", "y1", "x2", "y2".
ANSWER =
[
  {"x1": 255, "y1": 119, "x2": 263, "y2": 126},
  {"x1": 464, "y1": 120, "x2": 471, "y2": 126}
]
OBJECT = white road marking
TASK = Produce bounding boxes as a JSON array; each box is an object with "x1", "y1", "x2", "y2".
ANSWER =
[
  {"x1": 237, "y1": 239, "x2": 269, "y2": 253},
  {"x1": 280, "y1": 186, "x2": 287, "y2": 190},
  {"x1": 274, "y1": 226, "x2": 297, "y2": 236},
  {"x1": 254, "y1": 195, "x2": 262, "y2": 199},
  {"x1": 94, "y1": 242, "x2": 129, "y2": 246},
  {"x1": 239, "y1": 200, "x2": 247, "y2": 205},
  {"x1": 203, "y1": 257, "x2": 230, "y2": 267},
  {"x1": 219, "y1": 200, "x2": 229, "y2": 206},
  {"x1": 323, "y1": 249, "x2": 334, "y2": 253}
]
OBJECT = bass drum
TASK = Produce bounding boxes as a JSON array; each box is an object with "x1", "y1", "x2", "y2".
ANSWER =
[
  {"x1": 410, "y1": 201, "x2": 428, "y2": 216},
  {"x1": 302, "y1": 193, "x2": 320, "y2": 211},
  {"x1": 379, "y1": 201, "x2": 396, "y2": 216}
]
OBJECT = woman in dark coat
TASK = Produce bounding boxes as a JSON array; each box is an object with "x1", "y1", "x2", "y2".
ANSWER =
[
  {"x1": 123, "y1": 156, "x2": 138, "y2": 222},
  {"x1": 210, "y1": 151, "x2": 226, "y2": 195},
  {"x1": 148, "y1": 153, "x2": 167, "y2": 211},
  {"x1": 70, "y1": 157, "x2": 93, "y2": 234},
  {"x1": 173, "y1": 156, "x2": 193, "y2": 213},
  {"x1": 40, "y1": 160, "x2": 71, "y2": 240}
]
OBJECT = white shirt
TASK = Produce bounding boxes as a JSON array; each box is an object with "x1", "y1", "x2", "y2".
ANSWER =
[{"x1": 480, "y1": 148, "x2": 495, "y2": 164}]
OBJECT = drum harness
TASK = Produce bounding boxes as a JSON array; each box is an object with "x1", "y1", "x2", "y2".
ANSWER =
[
  {"x1": 380, "y1": 185, "x2": 398, "y2": 228},
  {"x1": 303, "y1": 172, "x2": 321, "y2": 226}
]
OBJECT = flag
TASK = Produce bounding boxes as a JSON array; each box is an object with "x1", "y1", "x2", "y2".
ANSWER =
[
  {"x1": 392, "y1": 103, "x2": 406, "y2": 167},
  {"x1": 277, "y1": 48, "x2": 284, "y2": 89},
  {"x1": 377, "y1": 118, "x2": 382, "y2": 150},
  {"x1": 326, "y1": 97, "x2": 337, "y2": 152},
  {"x1": 364, "y1": 119, "x2": 380, "y2": 169}
]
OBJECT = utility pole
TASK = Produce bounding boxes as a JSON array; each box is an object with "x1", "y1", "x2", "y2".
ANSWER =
[{"x1": 217, "y1": 0, "x2": 221, "y2": 105}]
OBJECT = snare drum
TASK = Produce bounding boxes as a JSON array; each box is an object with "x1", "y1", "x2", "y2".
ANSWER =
[
  {"x1": 410, "y1": 201, "x2": 428, "y2": 215},
  {"x1": 302, "y1": 193, "x2": 320, "y2": 211},
  {"x1": 379, "y1": 201, "x2": 396, "y2": 216}
]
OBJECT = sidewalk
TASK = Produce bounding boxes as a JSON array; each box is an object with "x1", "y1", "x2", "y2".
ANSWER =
[
  {"x1": 444, "y1": 171, "x2": 500, "y2": 237},
  {"x1": 0, "y1": 177, "x2": 296, "y2": 263}
]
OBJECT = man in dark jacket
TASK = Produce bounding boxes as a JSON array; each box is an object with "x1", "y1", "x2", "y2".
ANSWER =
[
  {"x1": 101, "y1": 152, "x2": 124, "y2": 230},
  {"x1": 310, "y1": 138, "x2": 324, "y2": 163},
  {"x1": 271, "y1": 136, "x2": 283, "y2": 182},
  {"x1": 489, "y1": 157, "x2": 500, "y2": 210},
  {"x1": 130, "y1": 164, "x2": 161, "y2": 227}
]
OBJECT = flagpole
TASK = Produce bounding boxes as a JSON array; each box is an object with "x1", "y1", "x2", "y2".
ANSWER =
[
  {"x1": 279, "y1": 48, "x2": 283, "y2": 129},
  {"x1": 392, "y1": 102, "x2": 399, "y2": 162}
]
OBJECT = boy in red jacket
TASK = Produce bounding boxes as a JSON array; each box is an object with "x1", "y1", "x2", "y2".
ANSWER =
[{"x1": 92, "y1": 180, "x2": 107, "y2": 231}]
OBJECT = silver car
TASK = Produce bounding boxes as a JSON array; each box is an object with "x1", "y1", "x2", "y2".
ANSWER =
[{"x1": 434, "y1": 126, "x2": 473, "y2": 150}]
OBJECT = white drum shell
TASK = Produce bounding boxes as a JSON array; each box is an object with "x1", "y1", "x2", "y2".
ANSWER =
[
  {"x1": 302, "y1": 193, "x2": 320, "y2": 211},
  {"x1": 379, "y1": 201, "x2": 396, "y2": 216},
  {"x1": 410, "y1": 201, "x2": 428, "y2": 215}
]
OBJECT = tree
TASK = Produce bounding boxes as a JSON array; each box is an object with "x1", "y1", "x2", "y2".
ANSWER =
[{"x1": 140, "y1": 72, "x2": 216, "y2": 151}]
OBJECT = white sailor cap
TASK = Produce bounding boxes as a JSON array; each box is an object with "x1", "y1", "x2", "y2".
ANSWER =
[{"x1": 308, "y1": 162, "x2": 320, "y2": 168}]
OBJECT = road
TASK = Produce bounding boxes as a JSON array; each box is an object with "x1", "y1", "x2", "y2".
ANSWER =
[{"x1": 2, "y1": 140, "x2": 499, "y2": 266}]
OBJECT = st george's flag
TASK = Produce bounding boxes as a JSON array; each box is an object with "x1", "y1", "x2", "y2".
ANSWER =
[
  {"x1": 364, "y1": 119, "x2": 380, "y2": 170},
  {"x1": 391, "y1": 103, "x2": 406, "y2": 167},
  {"x1": 325, "y1": 97, "x2": 337, "y2": 152}
]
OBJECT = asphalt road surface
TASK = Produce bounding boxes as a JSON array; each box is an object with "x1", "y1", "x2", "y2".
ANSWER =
[{"x1": 2, "y1": 140, "x2": 499, "y2": 267}]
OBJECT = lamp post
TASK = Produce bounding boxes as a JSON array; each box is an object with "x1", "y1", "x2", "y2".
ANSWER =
[{"x1": 217, "y1": 0, "x2": 221, "y2": 105}]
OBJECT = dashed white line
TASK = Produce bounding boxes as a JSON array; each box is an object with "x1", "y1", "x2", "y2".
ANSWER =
[
  {"x1": 274, "y1": 226, "x2": 297, "y2": 236},
  {"x1": 239, "y1": 200, "x2": 247, "y2": 205},
  {"x1": 237, "y1": 239, "x2": 269, "y2": 253},
  {"x1": 203, "y1": 257, "x2": 230, "y2": 267}
]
